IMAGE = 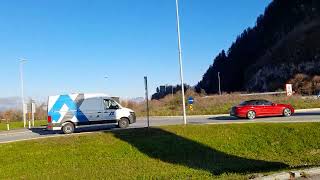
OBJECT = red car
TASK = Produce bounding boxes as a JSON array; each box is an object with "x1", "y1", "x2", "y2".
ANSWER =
[{"x1": 230, "y1": 99, "x2": 294, "y2": 119}]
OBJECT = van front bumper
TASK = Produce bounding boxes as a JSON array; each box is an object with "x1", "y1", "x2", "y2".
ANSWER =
[{"x1": 129, "y1": 112, "x2": 136, "y2": 124}]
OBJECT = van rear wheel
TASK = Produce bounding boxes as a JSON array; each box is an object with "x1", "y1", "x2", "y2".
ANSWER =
[
  {"x1": 118, "y1": 118, "x2": 129, "y2": 128},
  {"x1": 62, "y1": 122, "x2": 75, "y2": 134}
]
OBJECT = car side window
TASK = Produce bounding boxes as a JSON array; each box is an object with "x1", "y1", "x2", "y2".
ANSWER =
[
  {"x1": 103, "y1": 99, "x2": 119, "y2": 110},
  {"x1": 103, "y1": 99, "x2": 111, "y2": 109},
  {"x1": 255, "y1": 101, "x2": 264, "y2": 106},
  {"x1": 247, "y1": 101, "x2": 256, "y2": 106},
  {"x1": 263, "y1": 100, "x2": 273, "y2": 106}
]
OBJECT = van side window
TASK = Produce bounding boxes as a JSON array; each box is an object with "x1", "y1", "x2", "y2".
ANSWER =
[{"x1": 103, "y1": 99, "x2": 119, "y2": 110}]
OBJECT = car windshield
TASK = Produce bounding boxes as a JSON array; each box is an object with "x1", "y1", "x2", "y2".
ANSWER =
[{"x1": 239, "y1": 101, "x2": 252, "y2": 106}]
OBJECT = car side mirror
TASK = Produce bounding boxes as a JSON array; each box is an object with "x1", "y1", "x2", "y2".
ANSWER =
[{"x1": 271, "y1": 103, "x2": 275, "y2": 106}]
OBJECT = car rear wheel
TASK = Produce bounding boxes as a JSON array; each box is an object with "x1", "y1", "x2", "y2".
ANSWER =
[
  {"x1": 118, "y1": 118, "x2": 129, "y2": 128},
  {"x1": 247, "y1": 110, "x2": 256, "y2": 120},
  {"x1": 62, "y1": 122, "x2": 75, "y2": 134},
  {"x1": 283, "y1": 108, "x2": 292, "y2": 117}
]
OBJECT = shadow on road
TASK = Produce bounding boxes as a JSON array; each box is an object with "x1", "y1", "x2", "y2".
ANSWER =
[
  {"x1": 294, "y1": 112, "x2": 320, "y2": 116},
  {"x1": 208, "y1": 116, "x2": 239, "y2": 120},
  {"x1": 30, "y1": 124, "x2": 118, "y2": 135},
  {"x1": 29, "y1": 128, "x2": 57, "y2": 135},
  {"x1": 111, "y1": 128, "x2": 288, "y2": 175}
]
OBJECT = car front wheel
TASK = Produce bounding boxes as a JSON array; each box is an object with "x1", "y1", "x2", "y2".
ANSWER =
[
  {"x1": 118, "y1": 118, "x2": 129, "y2": 128},
  {"x1": 283, "y1": 108, "x2": 292, "y2": 117}
]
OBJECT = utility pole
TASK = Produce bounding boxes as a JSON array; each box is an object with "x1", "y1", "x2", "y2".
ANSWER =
[
  {"x1": 144, "y1": 76, "x2": 150, "y2": 128},
  {"x1": 19, "y1": 59, "x2": 27, "y2": 127},
  {"x1": 175, "y1": 0, "x2": 187, "y2": 125},
  {"x1": 218, "y1": 72, "x2": 221, "y2": 95},
  {"x1": 172, "y1": 86, "x2": 174, "y2": 98}
]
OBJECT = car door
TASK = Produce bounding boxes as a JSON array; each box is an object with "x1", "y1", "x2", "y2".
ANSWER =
[
  {"x1": 262, "y1": 100, "x2": 278, "y2": 116},
  {"x1": 102, "y1": 99, "x2": 119, "y2": 122},
  {"x1": 78, "y1": 97, "x2": 103, "y2": 123},
  {"x1": 252, "y1": 101, "x2": 264, "y2": 116}
]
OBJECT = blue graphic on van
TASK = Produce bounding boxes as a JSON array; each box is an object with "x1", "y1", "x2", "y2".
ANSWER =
[{"x1": 48, "y1": 95, "x2": 88, "y2": 123}]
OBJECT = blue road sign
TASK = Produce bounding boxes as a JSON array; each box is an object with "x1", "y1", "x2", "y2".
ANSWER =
[{"x1": 188, "y1": 97, "x2": 194, "y2": 104}]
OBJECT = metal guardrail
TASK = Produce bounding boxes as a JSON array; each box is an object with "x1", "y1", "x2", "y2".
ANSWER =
[
  {"x1": 239, "y1": 91, "x2": 286, "y2": 96},
  {"x1": 202, "y1": 91, "x2": 287, "y2": 98}
]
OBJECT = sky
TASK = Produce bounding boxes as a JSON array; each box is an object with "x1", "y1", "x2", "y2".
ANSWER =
[{"x1": 0, "y1": 0, "x2": 271, "y2": 101}]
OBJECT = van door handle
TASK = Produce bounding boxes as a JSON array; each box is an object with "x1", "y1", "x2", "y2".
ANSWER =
[{"x1": 97, "y1": 112, "x2": 102, "y2": 113}]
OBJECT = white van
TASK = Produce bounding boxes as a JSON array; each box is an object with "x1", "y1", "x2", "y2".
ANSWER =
[{"x1": 47, "y1": 93, "x2": 136, "y2": 134}]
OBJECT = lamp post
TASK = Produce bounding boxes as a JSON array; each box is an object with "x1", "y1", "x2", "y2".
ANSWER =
[
  {"x1": 175, "y1": 0, "x2": 187, "y2": 125},
  {"x1": 19, "y1": 59, "x2": 27, "y2": 127}
]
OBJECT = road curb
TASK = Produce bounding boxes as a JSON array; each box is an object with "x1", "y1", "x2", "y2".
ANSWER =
[
  {"x1": 295, "y1": 108, "x2": 320, "y2": 112},
  {"x1": 138, "y1": 108, "x2": 320, "y2": 119},
  {"x1": 254, "y1": 167, "x2": 320, "y2": 180}
]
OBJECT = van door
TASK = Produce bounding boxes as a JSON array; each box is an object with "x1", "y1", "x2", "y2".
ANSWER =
[
  {"x1": 78, "y1": 97, "x2": 103, "y2": 123},
  {"x1": 102, "y1": 99, "x2": 119, "y2": 122}
]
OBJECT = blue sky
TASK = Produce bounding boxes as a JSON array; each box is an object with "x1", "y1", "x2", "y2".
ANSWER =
[{"x1": 0, "y1": 0, "x2": 271, "y2": 100}]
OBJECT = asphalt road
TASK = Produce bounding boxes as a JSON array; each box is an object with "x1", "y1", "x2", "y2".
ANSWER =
[{"x1": 0, "y1": 110, "x2": 319, "y2": 144}]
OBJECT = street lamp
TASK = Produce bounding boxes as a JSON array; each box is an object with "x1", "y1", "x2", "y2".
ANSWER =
[
  {"x1": 175, "y1": 0, "x2": 187, "y2": 125},
  {"x1": 19, "y1": 59, "x2": 27, "y2": 127}
]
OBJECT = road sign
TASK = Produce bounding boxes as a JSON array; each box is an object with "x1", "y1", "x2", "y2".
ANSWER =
[
  {"x1": 286, "y1": 84, "x2": 293, "y2": 96},
  {"x1": 189, "y1": 104, "x2": 193, "y2": 111},
  {"x1": 188, "y1": 97, "x2": 194, "y2": 104}
]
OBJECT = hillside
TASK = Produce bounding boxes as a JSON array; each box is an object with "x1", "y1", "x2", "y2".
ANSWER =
[{"x1": 196, "y1": 0, "x2": 320, "y2": 94}]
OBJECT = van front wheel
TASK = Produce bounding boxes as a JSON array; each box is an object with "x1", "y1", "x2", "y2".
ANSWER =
[
  {"x1": 118, "y1": 118, "x2": 129, "y2": 128},
  {"x1": 62, "y1": 122, "x2": 75, "y2": 134}
]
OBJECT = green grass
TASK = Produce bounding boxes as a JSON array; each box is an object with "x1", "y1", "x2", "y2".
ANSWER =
[
  {"x1": 1, "y1": 123, "x2": 320, "y2": 179},
  {"x1": 0, "y1": 120, "x2": 47, "y2": 131}
]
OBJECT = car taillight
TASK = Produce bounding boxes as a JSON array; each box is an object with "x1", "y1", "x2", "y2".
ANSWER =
[{"x1": 47, "y1": 116, "x2": 52, "y2": 123}]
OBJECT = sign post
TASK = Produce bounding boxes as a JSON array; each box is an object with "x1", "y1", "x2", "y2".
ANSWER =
[
  {"x1": 144, "y1": 76, "x2": 150, "y2": 128},
  {"x1": 25, "y1": 100, "x2": 36, "y2": 128},
  {"x1": 5, "y1": 111, "x2": 10, "y2": 131},
  {"x1": 23, "y1": 103, "x2": 28, "y2": 128},
  {"x1": 32, "y1": 102, "x2": 36, "y2": 127},
  {"x1": 188, "y1": 97, "x2": 194, "y2": 111}
]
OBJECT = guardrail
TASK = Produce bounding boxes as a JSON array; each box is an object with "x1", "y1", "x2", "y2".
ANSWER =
[{"x1": 239, "y1": 91, "x2": 286, "y2": 96}]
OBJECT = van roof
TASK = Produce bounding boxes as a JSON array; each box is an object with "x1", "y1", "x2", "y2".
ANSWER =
[{"x1": 49, "y1": 93, "x2": 111, "y2": 98}]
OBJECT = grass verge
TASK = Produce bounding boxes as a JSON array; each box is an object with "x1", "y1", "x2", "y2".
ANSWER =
[
  {"x1": 0, "y1": 120, "x2": 47, "y2": 131},
  {"x1": 0, "y1": 123, "x2": 320, "y2": 179}
]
